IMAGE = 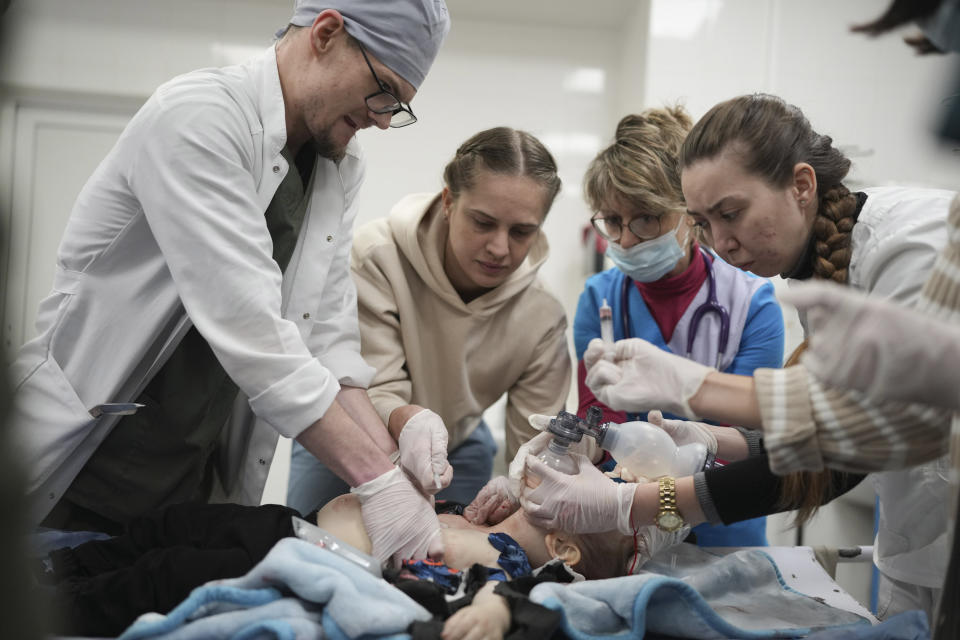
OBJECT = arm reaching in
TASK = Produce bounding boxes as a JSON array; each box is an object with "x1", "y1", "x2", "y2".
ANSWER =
[
  {"x1": 391, "y1": 406, "x2": 453, "y2": 495},
  {"x1": 782, "y1": 280, "x2": 960, "y2": 409},
  {"x1": 297, "y1": 392, "x2": 444, "y2": 567},
  {"x1": 583, "y1": 338, "x2": 713, "y2": 418},
  {"x1": 647, "y1": 410, "x2": 749, "y2": 462},
  {"x1": 465, "y1": 414, "x2": 599, "y2": 525},
  {"x1": 351, "y1": 467, "x2": 444, "y2": 568}
]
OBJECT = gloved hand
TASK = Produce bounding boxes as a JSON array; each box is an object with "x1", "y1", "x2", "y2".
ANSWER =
[
  {"x1": 464, "y1": 413, "x2": 598, "y2": 525},
  {"x1": 463, "y1": 476, "x2": 519, "y2": 525},
  {"x1": 583, "y1": 337, "x2": 615, "y2": 371},
  {"x1": 781, "y1": 281, "x2": 960, "y2": 410},
  {"x1": 520, "y1": 453, "x2": 637, "y2": 535},
  {"x1": 352, "y1": 466, "x2": 444, "y2": 568},
  {"x1": 397, "y1": 409, "x2": 453, "y2": 495},
  {"x1": 584, "y1": 338, "x2": 713, "y2": 418},
  {"x1": 647, "y1": 410, "x2": 718, "y2": 456},
  {"x1": 628, "y1": 524, "x2": 691, "y2": 574}
]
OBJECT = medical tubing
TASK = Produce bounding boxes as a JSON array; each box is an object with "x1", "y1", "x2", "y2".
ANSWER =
[{"x1": 291, "y1": 516, "x2": 382, "y2": 578}]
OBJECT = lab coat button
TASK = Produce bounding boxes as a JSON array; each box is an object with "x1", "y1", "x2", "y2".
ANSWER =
[
  {"x1": 259, "y1": 458, "x2": 266, "y2": 465},
  {"x1": 326, "y1": 235, "x2": 333, "y2": 242},
  {"x1": 302, "y1": 312, "x2": 310, "y2": 319},
  {"x1": 272, "y1": 165, "x2": 280, "y2": 173}
]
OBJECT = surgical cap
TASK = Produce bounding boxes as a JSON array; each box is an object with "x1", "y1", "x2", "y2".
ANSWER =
[{"x1": 284, "y1": 0, "x2": 450, "y2": 91}]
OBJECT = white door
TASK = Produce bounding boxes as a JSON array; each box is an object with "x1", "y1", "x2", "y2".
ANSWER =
[{"x1": 1, "y1": 99, "x2": 137, "y2": 363}]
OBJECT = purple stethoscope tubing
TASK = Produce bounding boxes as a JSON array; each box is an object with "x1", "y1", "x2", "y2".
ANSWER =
[{"x1": 619, "y1": 247, "x2": 731, "y2": 369}]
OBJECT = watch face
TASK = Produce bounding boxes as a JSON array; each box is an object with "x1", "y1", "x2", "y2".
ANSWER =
[{"x1": 657, "y1": 511, "x2": 683, "y2": 532}]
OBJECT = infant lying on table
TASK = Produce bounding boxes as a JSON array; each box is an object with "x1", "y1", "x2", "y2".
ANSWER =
[{"x1": 314, "y1": 490, "x2": 682, "y2": 638}]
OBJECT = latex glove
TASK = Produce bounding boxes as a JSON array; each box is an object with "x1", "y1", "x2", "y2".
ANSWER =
[
  {"x1": 465, "y1": 412, "x2": 602, "y2": 525},
  {"x1": 583, "y1": 337, "x2": 615, "y2": 370},
  {"x1": 584, "y1": 338, "x2": 712, "y2": 418},
  {"x1": 352, "y1": 466, "x2": 444, "y2": 568},
  {"x1": 520, "y1": 453, "x2": 637, "y2": 535},
  {"x1": 507, "y1": 414, "x2": 599, "y2": 495},
  {"x1": 463, "y1": 475, "x2": 519, "y2": 526},
  {"x1": 782, "y1": 281, "x2": 960, "y2": 410},
  {"x1": 397, "y1": 409, "x2": 454, "y2": 494},
  {"x1": 464, "y1": 424, "x2": 553, "y2": 525},
  {"x1": 627, "y1": 524, "x2": 691, "y2": 574},
  {"x1": 647, "y1": 410, "x2": 718, "y2": 456}
]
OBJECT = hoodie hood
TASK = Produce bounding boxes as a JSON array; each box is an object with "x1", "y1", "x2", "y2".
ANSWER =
[{"x1": 386, "y1": 192, "x2": 551, "y2": 316}]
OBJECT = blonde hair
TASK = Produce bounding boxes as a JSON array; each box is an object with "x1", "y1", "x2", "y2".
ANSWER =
[
  {"x1": 681, "y1": 94, "x2": 858, "y2": 283},
  {"x1": 443, "y1": 127, "x2": 562, "y2": 214},
  {"x1": 584, "y1": 106, "x2": 693, "y2": 219}
]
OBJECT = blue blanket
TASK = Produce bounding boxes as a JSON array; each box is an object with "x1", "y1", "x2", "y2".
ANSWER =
[
  {"x1": 119, "y1": 539, "x2": 878, "y2": 640},
  {"x1": 530, "y1": 544, "x2": 873, "y2": 639},
  {"x1": 118, "y1": 537, "x2": 430, "y2": 640}
]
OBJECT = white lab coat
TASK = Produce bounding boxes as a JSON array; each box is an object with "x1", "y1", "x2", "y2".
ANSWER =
[
  {"x1": 9, "y1": 45, "x2": 375, "y2": 524},
  {"x1": 847, "y1": 186, "x2": 954, "y2": 590}
]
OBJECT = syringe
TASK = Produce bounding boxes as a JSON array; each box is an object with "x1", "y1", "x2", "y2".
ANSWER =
[{"x1": 599, "y1": 298, "x2": 614, "y2": 344}]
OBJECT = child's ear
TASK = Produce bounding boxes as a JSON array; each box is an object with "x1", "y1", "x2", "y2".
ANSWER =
[{"x1": 544, "y1": 532, "x2": 582, "y2": 566}]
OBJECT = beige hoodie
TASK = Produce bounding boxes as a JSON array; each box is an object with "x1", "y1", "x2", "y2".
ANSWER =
[{"x1": 350, "y1": 192, "x2": 572, "y2": 462}]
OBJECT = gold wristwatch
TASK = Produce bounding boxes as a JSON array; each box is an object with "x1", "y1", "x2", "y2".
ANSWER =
[{"x1": 655, "y1": 476, "x2": 684, "y2": 532}]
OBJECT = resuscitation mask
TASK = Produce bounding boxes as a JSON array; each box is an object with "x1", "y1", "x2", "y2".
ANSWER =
[{"x1": 605, "y1": 216, "x2": 687, "y2": 282}]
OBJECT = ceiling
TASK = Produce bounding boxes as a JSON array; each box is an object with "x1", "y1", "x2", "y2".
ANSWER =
[
  {"x1": 444, "y1": 0, "x2": 641, "y2": 30},
  {"x1": 259, "y1": 0, "x2": 643, "y2": 31}
]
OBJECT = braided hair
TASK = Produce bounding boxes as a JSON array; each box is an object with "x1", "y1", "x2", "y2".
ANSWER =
[
  {"x1": 442, "y1": 127, "x2": 562, "y2": 213},
  {"x1": 680, "y1": 93, "x2": 859, "y2": 284}
]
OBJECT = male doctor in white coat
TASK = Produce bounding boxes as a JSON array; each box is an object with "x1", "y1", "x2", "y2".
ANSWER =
[{"x1": 7, "y1": 0, "x2": 451, "y2": 566}]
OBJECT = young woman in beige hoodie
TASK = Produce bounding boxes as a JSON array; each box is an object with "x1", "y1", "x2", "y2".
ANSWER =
[{"x1": 288, "y1": 127, "x2": 572, "y2": 513}]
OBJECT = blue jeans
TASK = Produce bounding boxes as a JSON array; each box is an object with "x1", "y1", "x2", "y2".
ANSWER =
[
  {"x1": 692, "y1": 517, "x2": 768, "y2": 547},
  {"x1": 286, "y1": 420, "x2": 498, "y2": 515}
]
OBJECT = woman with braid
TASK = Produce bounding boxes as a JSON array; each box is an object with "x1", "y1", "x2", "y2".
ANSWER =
[{"x1": 520, "y1": 94, "x2": 954, "y2": 623}]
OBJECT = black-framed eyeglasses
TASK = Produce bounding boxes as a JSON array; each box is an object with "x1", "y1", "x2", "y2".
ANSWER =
[
  {"x1": 357, "y1": 42, "x2": 417, "y2": 128},
  {"x1": 590, "y1": 211, "x2": 663, "y2": 243}
]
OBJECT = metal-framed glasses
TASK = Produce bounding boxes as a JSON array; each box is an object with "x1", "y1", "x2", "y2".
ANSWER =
[
  {"x1": 590, "y1": 211, "x2": 663, "y2": 243},
  {"x1": 357, "y1": 42, "x2": 417, "y2": 128}
]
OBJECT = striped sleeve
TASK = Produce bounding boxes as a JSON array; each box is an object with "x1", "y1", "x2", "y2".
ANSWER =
[
  {"x1": 919, "y1": 196, "x2": 960, "y2": 538},
  {"x1": 758, "y1": 196, "x2": 960, "y2": 478},
  {"x1": 756, "y1": 366, "x2": 951, "y2": 475}
]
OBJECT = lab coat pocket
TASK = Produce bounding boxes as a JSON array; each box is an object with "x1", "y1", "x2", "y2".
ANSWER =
[{"x1": 13, "y1": 354, "x2": 98, "y2": 494}]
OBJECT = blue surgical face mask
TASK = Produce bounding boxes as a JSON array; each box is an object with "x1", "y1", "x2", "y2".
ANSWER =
[{"x1": 606, "y1": 216, "x2": 687, "y2": 282}]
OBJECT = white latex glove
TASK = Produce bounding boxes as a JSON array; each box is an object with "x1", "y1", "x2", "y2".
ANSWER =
[
  {"x1": 465, "y1": 418, "x2": 553, "y2": 525},
  {"x1": 508, "y1": 414, "x2": 599, "y2": 496},
  {"x1": 583, "y1": 337, "x2": 615, "y2": 370},
  {"x1": 628, "y1": 525, "x2": 691, "y2": 574},
  {"x1": 647, "y1": 410, "x2": 718, "y2": 456},
  {"x1": 584, "y1": 338, "x2": 713, "y2": 418},
  {"x1": 520, "y1": 453, "x2": 637, "y2": 535},
  {"x1": 352, "y1": 466, "x2": 444, "y2": 568},
  {"x1": 463, "y1": 476, "x2": 519, "y2": 525},
  {"x1": 782, "y1": 281, "x2": 960, "y2": 410},
  {"x1": 397, "y1": 409, "x2": 453, "y2": 495},
  {"x1": 465, "y1": 413, "x2": 599, "y2": 525}
]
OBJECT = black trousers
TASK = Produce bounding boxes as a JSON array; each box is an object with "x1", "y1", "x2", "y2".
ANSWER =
[{"x1": 40, "y1": 502, "x2": 299, "y2": 637}]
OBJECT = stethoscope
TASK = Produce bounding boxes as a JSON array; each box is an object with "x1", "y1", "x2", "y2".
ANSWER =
[{"x1": 620, "y1": 247, "x2": 731, "y2": 369}]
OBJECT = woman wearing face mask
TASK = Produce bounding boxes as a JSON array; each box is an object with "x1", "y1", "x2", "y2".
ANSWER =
[
  {"x1": 565, "y1": 94, "x2": 954, "y2": 622},
  {"x1": 572, "y1": 107, "x2": 785, "y2": 547},
  {"x1": 287, "y1": 127, "x2": 571, "y2": 514}
]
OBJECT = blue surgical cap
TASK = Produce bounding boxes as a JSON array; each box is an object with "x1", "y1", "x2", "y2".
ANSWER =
[{"x1": 284, "y1": 0, "x2": 450, "y2": 91}]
